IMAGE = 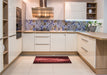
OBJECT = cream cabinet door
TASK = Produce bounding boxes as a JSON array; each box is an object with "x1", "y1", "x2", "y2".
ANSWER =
[
  {"x1": 8, "y1": 0, "x2": 16, "y2": 36},
  {"x1": 66, "y1": 34, "x2": 77, "y2": 51},
  {"x1": 65, "y1": 2, "x2": 86, "y2": 19},
  {"x1": 51, "y1": 33, "x2": 66, "y2": 51},
  {"x1": 0, "y1": 40, "x2": 3, "y2": 72},
  {"x1": 35, "y1": 33, "x2": 51, "y2": 51},
  {"x1": 8, "y1": 36, "x2": 17, "y2": 64},
  {"x1": 78, "y1": 34, "x2": 96, "y2": 68},
  {"x1": 0, "y1": 0, "x2": 3, "y2": 38},
  {"x1": 22, "y1": 33, "x2": 35, "y2": 51},
  {"x1": 16, "y1": 38, "x2": 22, "y2": 54}
]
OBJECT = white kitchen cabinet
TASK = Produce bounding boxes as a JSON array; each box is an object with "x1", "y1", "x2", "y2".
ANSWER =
[
  {"x1": 78, "y1": 35, "x2": 96, "y2": 68},
  {"x1": 51, "y1": 33, "x2": 66, "y2": 51},
  {"x1": 0, "y1": 0, "x2": 3, "y2": 39},
  {"x1": 35, "y1": 33, "x2": 50, "y2": 51},
  {"x1": 65, "y1": 2, "x2": 86, "y2": 19},
  {"x1": 22, "y1": 33, "x2": 35, "y2": 51},
  {"x1": 66, "y1": 34, "x2": 77, "y2": 51},
  {"x1": 8, "y1": 36, "x2": 17, "y2": 64},
  {"x1": 0, "y1": 40, "x2": 3, "y2": 73},
  {"x1": 8, "y1": 0, "x2": 16, "y2": 36},
  {"x1": 16, "y1": 38, "x2": 22, "y2": 54}
]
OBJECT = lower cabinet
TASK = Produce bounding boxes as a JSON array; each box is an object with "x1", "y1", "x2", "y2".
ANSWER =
[
  {"x1": 35, "y1": 33, "x2": 50, "y2": 51},
  {"x1": 22, "y1": 33, "x2": 77, "y2": 52},
  {"x1": 8, "y1": 36, "x2": 17, "y2": 64},
  {"x1": 0, "y1": 40, "x2": 3, "y2": 73},
  {"x1": 66, "y1": 33, "x2": 77, "y2": 51},
  {"x1": 16, "y1": 38, "x2": 22, "y2": 54},
  {"x1": 51, "y1": 33, "x2": 66, "y2": 51},
  {"x1": 22, "y1": 33, "x2": 35, "y2": 51},
  {"x1": 78, "y1": 35, "x2": 96, "y2": 68}
]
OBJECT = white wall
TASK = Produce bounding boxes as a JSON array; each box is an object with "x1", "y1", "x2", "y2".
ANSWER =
[
  {"x1": 94, "y1": 0, "x2": 104, "y2": 32},
  {"x1": 95, "y1": 0, "x2": 104, "y2": 20},
  {"x1": 23, "y1": 0, "x2": 94, "y2": 20},
  {"x1": 104, "y1": 0, "x2": 107, "y2": 33}
]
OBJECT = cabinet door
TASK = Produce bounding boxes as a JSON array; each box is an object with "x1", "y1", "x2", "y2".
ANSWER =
[
  {"x1": 0, "y1": 40, "x2": 3, "y2": 72},
  {"x1": 51, "y1": 33, "x2": 66, "y2": 51},
  {"x1": 22, "y1": 33, "x2": 35, "y2": 51},
  {"x1": 8, "y1": 0, "x2": 16, "y2": 36},
  {"x1": 65, "y1": 2, "x2": 86, "y2": 19},
  {"x1": 66, "y1": 34, "x2": 77, "y2": 51},
  {"x1": 8, "y1": 36, "x2": 17, "y2": 64},
  {"x1": 16, "y1": 38, "x2": 22, "y2": 54},
  {"x1": 0, "y1": 0, "x2": 3, "y2": 38}
]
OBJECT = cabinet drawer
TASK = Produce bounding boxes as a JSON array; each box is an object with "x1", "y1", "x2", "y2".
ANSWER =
[
  {"x1": 35, "y1": 33, "x2": 50, "y2": 37},
  {"x1": 35, "y1": 45, "x2": 50, "y2": 51},
  {"x1": 78, "y1": 34, "x2": 96, "y2": 68},
  {"x1": 35, "y1": 37, "x2": 50, "y2": 44}
]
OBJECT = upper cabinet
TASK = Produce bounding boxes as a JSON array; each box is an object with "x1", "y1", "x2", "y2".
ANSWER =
[
  {"x1": 8, "y1": 0, "x2": 16, "y2": 36},
  {"x1": 65, "y1": 2, "x2": 86, "y2": 20}
]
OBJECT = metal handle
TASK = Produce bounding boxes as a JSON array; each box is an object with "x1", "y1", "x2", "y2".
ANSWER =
[
  {"x1": 81, "y1": 47, "x2": 88, "y2": 52},
  {"x1": 36, "y1": 43, "x2": 49, "y2": 45},
  {"x1": 35, "y1": 36, "x2": 49, "y2": 38},
  {"x1": 9, "y1": 34, "x2": 16, "y2": 37},
  {"x1": 81, "y1": 38, "x2": 88, "y2": 42}
]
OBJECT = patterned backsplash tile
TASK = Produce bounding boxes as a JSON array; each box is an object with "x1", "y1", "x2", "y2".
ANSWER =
[{"x1": 25, "y1": 20, "x2": 90, "y2": 31}]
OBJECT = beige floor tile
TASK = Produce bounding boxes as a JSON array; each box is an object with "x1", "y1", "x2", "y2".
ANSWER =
[
  {"x1": 29, "y1": 64, "x2": 53, "y2": 73},
  {"x1": 2, "y1": 56, "x2": 96, "y2": 75},
  {"x1": 29, "y1": 72, "x2": 53, "y2": 75}
]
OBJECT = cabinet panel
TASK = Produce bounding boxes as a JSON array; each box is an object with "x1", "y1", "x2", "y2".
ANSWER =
[
  {"x1": 0, "y1": 40, "x2": 3, "y2": 72},
  {"x1": 16, "y1": 38, "x2": 22, "y2": 54},
  {"x1": 66, "y1": 34, "x2": 77, "y2": 51},
  {"x1": 65, "y1": 2, "x2": 86, "y2": 19},
  {"x1": 8, "y1": 36, "x2": 17, "y2": 64},
  {"x1": 8, "y1": 0, "x2": 16, "y2": 36},
  {"x1": 0, "y1": 0, "x2": 3, "y2": 38},
  {"x1": 35, "y1": 45, "x2": 50, "y2": 51},
  {"x1": 78, "y1": 34, "x2": 96, "y2": 68},
  {"x1": 22, "y1": 33, "x2": 35, "y2": 51},
  {"x1": 51, "y1": 33, "x2": 66, "y2": 51},
  {"x1": 35, "y1": 37, "x2": 50, "y2": 44}
]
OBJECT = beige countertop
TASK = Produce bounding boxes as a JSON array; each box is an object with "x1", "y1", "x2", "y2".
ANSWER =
[{"x1": 22, "y1": 31, "x2": 107, "y2": 40}]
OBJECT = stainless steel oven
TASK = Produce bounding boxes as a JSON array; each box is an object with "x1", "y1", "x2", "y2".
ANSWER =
[{"x1": 16, "y1": 7, "x2": 22, "y2": 39}]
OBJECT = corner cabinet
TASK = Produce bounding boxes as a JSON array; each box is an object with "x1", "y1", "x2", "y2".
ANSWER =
[
  {"x1": 65, "y1": 2, "x2": 86, "y2": 19},
  {"x1": 78, "y1": 34, "x2": 96, "y2": 68},
  {"x1": 51, "y1": 33, "x2": 66, "y2": 51}
]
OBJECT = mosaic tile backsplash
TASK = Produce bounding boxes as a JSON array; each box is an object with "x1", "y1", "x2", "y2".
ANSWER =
[{"x1": 25, "y1": 20, "x2": 90, "y2": 31}]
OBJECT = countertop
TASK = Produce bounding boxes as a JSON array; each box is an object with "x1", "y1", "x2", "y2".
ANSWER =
[{"x1": 22, "y1": 31, "x2": 107, "y2": 40}]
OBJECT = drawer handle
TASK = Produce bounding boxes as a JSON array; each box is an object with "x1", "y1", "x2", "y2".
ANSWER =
[
  {"x1": 36, "y1": 44, "x2": 49, "y2": 45},
  {"x1": 35, "y1": 36, "x2": 49, "y2": 38},
  {"x1": 81, "y1": 38, "x2": 88, "y2": 42},
  {"x1": 81, "y1": 47, "x2": 88, "y2": 52}
]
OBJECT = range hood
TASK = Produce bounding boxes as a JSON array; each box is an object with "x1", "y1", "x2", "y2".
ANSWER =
[{"x1": 32, "y1": 0, "x2": 54, "y2": 19}]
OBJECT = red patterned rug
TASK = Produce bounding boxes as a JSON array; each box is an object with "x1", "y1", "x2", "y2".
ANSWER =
[{"x1": 33, "y1": 56, "x2": 71, "y2": 64}]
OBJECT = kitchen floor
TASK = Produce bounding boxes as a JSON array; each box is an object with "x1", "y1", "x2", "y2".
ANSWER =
[{"x1": 2, "y1": 56, "x2": 96, "y2": 75}]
